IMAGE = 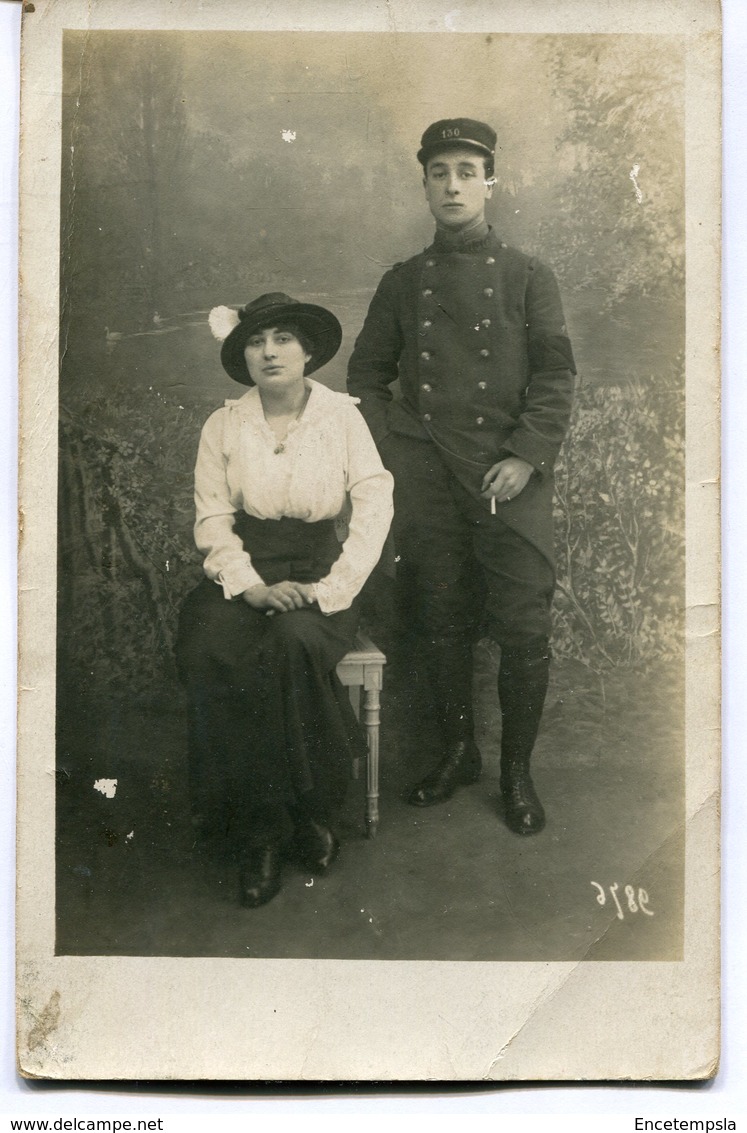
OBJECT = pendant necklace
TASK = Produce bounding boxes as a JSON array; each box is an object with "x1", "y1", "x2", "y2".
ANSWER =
[{"x1": 272, "y1": 389, "x2": 310, "y2": 455}]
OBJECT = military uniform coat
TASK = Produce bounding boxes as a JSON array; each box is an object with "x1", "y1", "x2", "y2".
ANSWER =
[{"x1": 347, "y1": 227, "x2": 575, "y2": 567}]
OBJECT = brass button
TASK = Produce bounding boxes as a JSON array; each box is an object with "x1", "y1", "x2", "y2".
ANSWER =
[
  {"x1": 500, "y1": 242, "x2": 508, "y2": 248},
  {"x1": 425, "y1": 259, "x2": 436, "y2": 267},
  {"x1": 421, "y1": 383, "x2": 432, "y2": 392},
  {"x1": 486, "y1": 256, "x2": 495, "y2": 264},
  {"x1": 481, "y1": 318, "x2": 491, "y2": 327},
  {"x1": 484, "y1": 287, "x2": 494, "y2": 297},
  {"x1": 478, "y1": 381, "x2": 487, "y2": 390},
  {"x1": 476, "y1": 416, "x2": 484, "y2": 425},
  {"x1": 423, "y1": 319, "x2": 432, "y2": 328},
  {"x1": 480, "y1": 349, "x2": 490, "y2": 357},
  {"x1": 423, "y1": 288, "x2": 433, "y2": 298},
  {"x1": 421, "y1": 351, "x2": 431, "y2": 361},
  {"x1": 423, "y1": 413, "x2": 432, "y2": 422}
]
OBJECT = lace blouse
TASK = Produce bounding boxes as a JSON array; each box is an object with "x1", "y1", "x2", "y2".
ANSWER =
[{"x1": 193, "y1": 379, "x2": 394, "y2": 614}]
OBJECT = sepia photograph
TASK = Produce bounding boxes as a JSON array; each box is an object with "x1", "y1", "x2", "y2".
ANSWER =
[
  {"x1": 54, "y1": 28, "x2": 685, "y2": 962},
  {"x1": 15, "y1": 0, "x2": 720, "y2": 1082}
]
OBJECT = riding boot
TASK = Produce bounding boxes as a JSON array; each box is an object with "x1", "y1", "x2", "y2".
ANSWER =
[
  {"x1": 407, "y1": 634, "x2": 482, "y2": 806},
  {"x1": 498, "y1": 640, "x2": 551, "y2": 835}
]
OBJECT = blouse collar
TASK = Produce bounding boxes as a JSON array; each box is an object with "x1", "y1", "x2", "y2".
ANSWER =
[{"x1": 225, "y1": 379, "x2": 358, "y2": 426}]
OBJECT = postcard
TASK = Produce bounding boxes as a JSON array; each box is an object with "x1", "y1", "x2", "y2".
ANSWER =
[{"x1": 16, "y1": 0, "x2": 720, "y2": 1080}]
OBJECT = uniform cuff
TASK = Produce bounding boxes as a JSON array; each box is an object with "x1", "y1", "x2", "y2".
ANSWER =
[{"x1": 500, "y1": 434, "x2": 555, "y2": 477}]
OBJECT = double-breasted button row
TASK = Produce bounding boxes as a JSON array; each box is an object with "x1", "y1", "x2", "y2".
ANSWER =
[
  {"x1": 420, "y1": 381, "x2": 487, "y2": 393},
  {"x1": 422, "y1": 415, "x2": 490, "y2": 426}
]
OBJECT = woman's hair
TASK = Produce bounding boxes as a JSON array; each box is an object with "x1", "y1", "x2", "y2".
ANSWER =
[{"x1": 254, "y1": 321, "x2": 316, "y2": 359}]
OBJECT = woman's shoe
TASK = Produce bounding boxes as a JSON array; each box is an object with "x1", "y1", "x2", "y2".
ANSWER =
[
  {"x1": 239, "y1": 844, "x2": 283, "y2": 907},
  {"x1": 293, "y1": 820, "x2": 340, "y2": 874}
]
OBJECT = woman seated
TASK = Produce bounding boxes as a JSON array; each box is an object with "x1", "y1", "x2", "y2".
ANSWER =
[{"x1": 175, "y1": 292, "x2": 393, "y2": 908}]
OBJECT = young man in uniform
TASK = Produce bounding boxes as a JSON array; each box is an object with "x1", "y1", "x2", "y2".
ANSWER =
[{"x1": 347, "y1": 118, "x2": 576, "y2": 835}]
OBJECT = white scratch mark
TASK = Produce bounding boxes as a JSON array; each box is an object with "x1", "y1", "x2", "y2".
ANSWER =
[
  {"x1": 281, "y1": 129, "x2": 297, "y2": 144},
  {"x1": 629, "y1": 163, "x2": 643, "y2": 204},
  {"x1": 93, "y1": 778, "x2": 118, "y2": 799},
  {"x1": 126, "y1": 830, "x2": 134, "y2": 840},
  {"x1": 305, "y1": 877, "x2": 314, "y2": 887}
]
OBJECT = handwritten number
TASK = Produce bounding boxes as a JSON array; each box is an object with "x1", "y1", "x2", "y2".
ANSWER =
[
  {"x1": 591, "y1": 882, "x2": 654, "y2": 918},
  {"x1": 609, "y1": 882, "x2": 624, "y2": 920}
]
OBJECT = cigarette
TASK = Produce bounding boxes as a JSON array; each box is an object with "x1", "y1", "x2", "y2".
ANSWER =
[{"x1": 490, "y1": 496, "x2": 496, "y2": 516}]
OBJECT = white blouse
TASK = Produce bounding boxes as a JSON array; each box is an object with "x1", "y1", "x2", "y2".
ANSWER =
[{"x1": 194, "y1": 379, "x2": 394, "y2": 614}]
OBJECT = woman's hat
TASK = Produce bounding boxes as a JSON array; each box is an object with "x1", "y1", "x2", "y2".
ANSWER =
[{"x1": 209, "y1": 292, "x2": 343, "y2": 386}]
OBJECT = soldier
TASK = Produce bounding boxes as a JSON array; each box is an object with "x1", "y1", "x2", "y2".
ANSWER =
[{"x1": 347, "y1": 118, "x2": 576, "y2": 834}]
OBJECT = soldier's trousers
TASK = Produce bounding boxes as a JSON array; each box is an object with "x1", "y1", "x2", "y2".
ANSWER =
[{"x1": 381, "y1": 433, "x2": 555, "y2": 744}]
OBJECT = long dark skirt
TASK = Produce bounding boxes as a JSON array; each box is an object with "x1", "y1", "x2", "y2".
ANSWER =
[{"x1": 175, "y1": 516, "x2": 364, "y2": 851}]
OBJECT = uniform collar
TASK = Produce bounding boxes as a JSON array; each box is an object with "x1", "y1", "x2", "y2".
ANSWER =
[{"x1": 431, "y1": 218, "x2": 492, "y2": 253}]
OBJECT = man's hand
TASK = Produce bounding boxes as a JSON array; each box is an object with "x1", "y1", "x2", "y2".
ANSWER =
[
  {"x1": 481, "y1": 457, "x2": 534, "y2": 503},
  {"x1": 242, "y1": 581, "x2": 316, "y2": 613}
]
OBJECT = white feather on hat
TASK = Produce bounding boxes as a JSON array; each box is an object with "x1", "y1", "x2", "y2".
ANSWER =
[{"x1": 208, "y1": 305, "x2": 241, "y2": 343}]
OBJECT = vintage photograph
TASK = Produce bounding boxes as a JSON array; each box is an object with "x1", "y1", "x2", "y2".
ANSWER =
[
  {"x1": 15, "y1": 0, "x2": 720, "y2": 1083},
  {"x1": 55, "y1": 29, "x2": 685, "y2": 960}
]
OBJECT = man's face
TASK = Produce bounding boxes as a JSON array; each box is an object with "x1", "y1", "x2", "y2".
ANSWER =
[{"x1": 423, "y1": 147, "x2": 493, "y2": 230}]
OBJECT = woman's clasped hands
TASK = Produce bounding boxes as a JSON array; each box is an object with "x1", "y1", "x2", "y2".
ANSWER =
[{"x1": 242, "y1": 581, "x2": 316, "y2": 614}]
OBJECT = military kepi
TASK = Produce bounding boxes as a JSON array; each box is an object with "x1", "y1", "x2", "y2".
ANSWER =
[{"x1": 417, "y1": 118, "x2": 497, "y2": 167}]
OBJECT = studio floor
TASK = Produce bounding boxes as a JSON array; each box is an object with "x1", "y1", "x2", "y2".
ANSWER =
[{"x1": 56, "y1": 646, "x2": 684, "y2": 961}]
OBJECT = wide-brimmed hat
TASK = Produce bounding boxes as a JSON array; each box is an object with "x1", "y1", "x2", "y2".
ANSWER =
[
  {"x1": 209, "y1": 292, "x2": 343, "y2": 386},
  {"x1": 417, "y1": 118, "x2": 497, "y2": 167}
]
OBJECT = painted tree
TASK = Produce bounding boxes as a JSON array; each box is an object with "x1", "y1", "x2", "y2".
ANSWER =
[
  {"x1": 537, "y1": 36, "x2": 685, "y2": 305},
  {"x1": 61, "y1": 32, "x2": 190, "y2": 333}
]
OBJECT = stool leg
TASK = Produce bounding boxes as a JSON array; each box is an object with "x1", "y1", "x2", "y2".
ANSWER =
[
  {"x1": 363, "y1": 683, "x2": 381, "y2": 838},
  {"x1": 348, "y1": 685, "x2": 361, "y2": 779}
]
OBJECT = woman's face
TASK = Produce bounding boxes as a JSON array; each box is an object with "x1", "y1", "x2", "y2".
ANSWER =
[{"x1": 243, "y1": 326, "x2": 312, "y2": 391}]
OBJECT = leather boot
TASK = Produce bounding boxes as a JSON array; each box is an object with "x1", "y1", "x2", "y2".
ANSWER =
[
  {"x1": 422, "y1": 632, "x2": 476, "y2": 745},
  {"x1": 498, "y1": 641, "x2": 551, "y2": 835},
  {"x1": 407, "y1": 738, "x2": 482, "y2": 807},
  {"x1": 239, "y1": 844, "x2": 283, "y2": 907},
  {"x1": 293, "y1": 820, "x2": 341, "y2": 874}
]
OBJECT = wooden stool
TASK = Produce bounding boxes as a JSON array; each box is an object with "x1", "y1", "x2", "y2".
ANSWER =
[{"x1": 336, "y1": 632, "x2": 386, "y2": 838}]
